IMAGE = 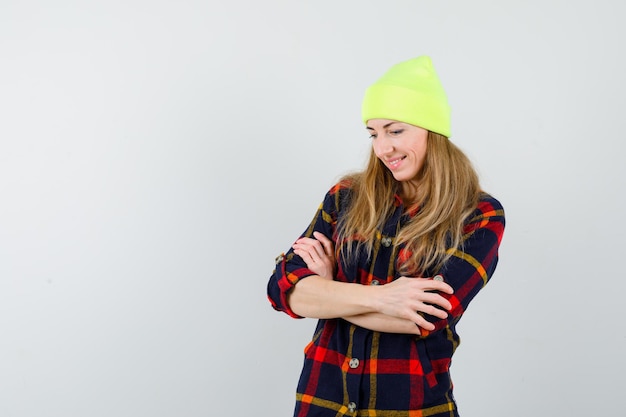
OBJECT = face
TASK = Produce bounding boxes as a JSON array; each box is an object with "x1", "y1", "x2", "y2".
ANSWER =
[{"x1": 366, "y1": 119, "x2": 428, "y2": 196}]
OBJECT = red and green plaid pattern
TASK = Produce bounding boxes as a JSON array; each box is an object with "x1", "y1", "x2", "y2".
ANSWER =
[{"x1": 268, "y1": 182, "x2": 505, "y2": 416}]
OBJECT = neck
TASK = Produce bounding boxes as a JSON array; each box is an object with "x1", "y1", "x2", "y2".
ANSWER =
[{"x1": 400, "y1": 181, "x2": 419, "y2": 205}]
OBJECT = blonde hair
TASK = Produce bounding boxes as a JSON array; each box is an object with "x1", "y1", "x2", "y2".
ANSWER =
[{"x1": 338, "y1": 131, "x2": 481, "y2": 275}]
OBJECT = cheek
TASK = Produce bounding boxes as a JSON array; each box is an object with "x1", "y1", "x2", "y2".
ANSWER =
[
  {"x1": 414, "y1": 144, "x2": 428, "y2": 161},
  {"x1": 371, "y1": 143, "x2": 382, "y2": 158},
  {"x1": 417, "y1": 152, "x2": 427, "y2": 168}
]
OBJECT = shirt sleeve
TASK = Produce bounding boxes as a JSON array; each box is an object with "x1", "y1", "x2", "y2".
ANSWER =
[
  {"x1": 419, "y1": 194, "x2": 506, "y2": 336},
  {"x1": 266, "y1": 184, "x2": 343, "y2": 318}
]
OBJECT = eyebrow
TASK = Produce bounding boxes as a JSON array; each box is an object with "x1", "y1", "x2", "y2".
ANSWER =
[{"x1": 366, "y1": 122, "x2": 400, "y2": 130}]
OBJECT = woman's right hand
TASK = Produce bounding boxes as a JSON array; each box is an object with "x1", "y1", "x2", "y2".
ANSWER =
[{"x1": 373, "y1": 276, "x2": 454, "y2": 331}]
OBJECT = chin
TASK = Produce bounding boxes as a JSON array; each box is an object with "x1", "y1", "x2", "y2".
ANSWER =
[{"x1": 392, "y1": 174, "x2": 412, "y2": 182}]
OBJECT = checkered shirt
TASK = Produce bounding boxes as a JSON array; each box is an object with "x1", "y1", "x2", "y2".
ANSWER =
[{"x1": 267, "y1": 181, "x2": 505, "y2": 416}]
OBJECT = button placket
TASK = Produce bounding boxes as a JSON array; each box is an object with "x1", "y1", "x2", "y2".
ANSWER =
[{"x1": 344, "y1": 329, "x2": 366, "y2": 415}]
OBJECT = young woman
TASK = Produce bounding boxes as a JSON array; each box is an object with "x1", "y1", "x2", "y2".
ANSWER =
[{"x1": 267, "y1": 56, "x2": 505, "y2": 416}]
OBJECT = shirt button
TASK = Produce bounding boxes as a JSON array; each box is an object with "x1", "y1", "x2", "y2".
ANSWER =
[
  {"x1": 349, "y1": 358, "x2": 360, "y2": 368},
  {"x1": 347, "y1": 402, "x2": 357, "y2": 412},
  {"x1": 381, "y1": 237, "x2": 392, "y2": 247},
  {"x1": 370, "y1": 279, "x2": 380, "y2": 286},
  {"x1": 433, "y1": 274, "x2": 444, "y2": 282}
]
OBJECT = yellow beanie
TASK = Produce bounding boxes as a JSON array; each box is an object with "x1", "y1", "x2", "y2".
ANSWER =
[{"x1": 361, "y1": 56, "x2": 451, "y2": 138}]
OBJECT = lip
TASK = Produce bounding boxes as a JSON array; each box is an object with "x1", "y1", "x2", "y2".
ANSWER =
[{"x1": 386, "y1": 156, "x2": 406, "y2": 170}]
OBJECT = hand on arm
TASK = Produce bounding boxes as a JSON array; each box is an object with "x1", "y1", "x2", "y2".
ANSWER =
[
  {"x1": 288, "y1": 232, "x2": 454, "y2": 335},
  {"x1": 289, "y1": 232, "x2": 375, "y2": 318},
  {"x1": 348, "y1": 277, "x2": 453, "y2": 334}
]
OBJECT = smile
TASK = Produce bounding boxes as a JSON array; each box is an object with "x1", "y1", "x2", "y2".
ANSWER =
[{"x1": 387, "y1": 156, "x2": 406, "y2": 169}]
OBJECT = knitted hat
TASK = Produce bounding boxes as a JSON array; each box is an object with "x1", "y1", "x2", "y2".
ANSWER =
[{"x1": 361, "y1": 56, "x2": 451, "y2": 138}]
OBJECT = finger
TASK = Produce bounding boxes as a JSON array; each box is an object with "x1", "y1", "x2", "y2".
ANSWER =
[
  {"x1": 294, "y1": 241, "x2": 321, "y2": 259},
  {"x1": 295, "y1": 237, "x2": 326, "y2": 260},
  {"x1": 292, "y1": 244, "x2": 311, "y2": 260},
  {"x1": 417, "y1": 302, "x2": 449, "y2": 319},
  {"x1": 425, "y1": 277, "x2": 454, "y2": 294},
  {"x1": 411, "y1": 312, "x2": 435, "y2": 331},
  {"x1": 419, "y1": 293, "x2": 453, "y2": 311},
  {"x1": 294, "y1": 237, "x2": 318, "y2": 247},
  {"x1": 409, "y1": 277, "x2": 454, "y2": 294},
  {"x1": 293, "y1": 248, "x2": 316, "y2": 266},
  {"x1": 313, "y1": 232, "x2": 334, "y2": 255},
  {"x1": 435, "y1": 282, "x2": 454, "y2": 294},
  {"x1": 309, "y1": 238, "x2": 328, "y2": 260}
]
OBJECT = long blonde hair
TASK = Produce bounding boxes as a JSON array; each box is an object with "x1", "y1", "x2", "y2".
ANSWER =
[{"x1": 338, "y1": 131, "x2": 481, "y2": 274}]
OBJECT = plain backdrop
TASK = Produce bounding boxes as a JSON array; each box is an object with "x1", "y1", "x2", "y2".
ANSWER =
[{"x1": 1, "y1": 1, "x2": 624, "y2": 416}]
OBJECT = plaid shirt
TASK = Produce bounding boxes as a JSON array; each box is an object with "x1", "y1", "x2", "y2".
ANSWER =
[{"x1": 267, "y1": 181, "x2": 505, "y2": 416}]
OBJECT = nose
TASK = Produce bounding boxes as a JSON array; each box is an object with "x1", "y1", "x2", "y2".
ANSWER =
[{"x1": 373, "y1": 134, "x2": 394, "y2": 156}]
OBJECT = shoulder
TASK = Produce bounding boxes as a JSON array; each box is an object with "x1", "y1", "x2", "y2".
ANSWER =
[
  {"x1": 476, "y1": 192, "x2": 505, "y2": 218},
  {"x1": 327, "y1": 175, "x2": 359, "y2": 195},
  {"x1": 325, "y1": 176, "x2": 357, "y2": 201},
  {"x1": 321, "y1": 177, "x2": 358, "y2": 215},
  {"x1": 463, "y1": 192, "x2": 506, "y2": 237},
  {"x1": 328, "y1": 178, "x2": 354, "y2": 195}
]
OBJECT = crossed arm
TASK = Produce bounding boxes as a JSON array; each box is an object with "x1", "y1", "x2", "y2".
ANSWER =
[{"x1": 288, "y1": 232, "x2": 454, "y2": 336}]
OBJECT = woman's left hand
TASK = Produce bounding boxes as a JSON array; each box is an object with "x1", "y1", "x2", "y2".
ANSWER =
[{"x1": 292, "y1": 231, "x2": 336, "y2": 280}]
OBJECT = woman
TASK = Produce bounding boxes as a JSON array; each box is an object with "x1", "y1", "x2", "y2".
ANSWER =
[{"x1": 267, "y1": 56, "x2": 505, "y2": 416}]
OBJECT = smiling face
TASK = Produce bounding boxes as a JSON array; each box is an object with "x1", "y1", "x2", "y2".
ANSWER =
[{"x1": 366, "y1": 118, "x2": 428, "y2": 199}]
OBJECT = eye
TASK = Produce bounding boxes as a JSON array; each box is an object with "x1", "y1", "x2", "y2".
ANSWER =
[
  {"x1": 389, "y1": 129, "x2": 404, "y2": 136},
  {"x1": 368, "y1": 134, "x2": 377, "y2": 140}
]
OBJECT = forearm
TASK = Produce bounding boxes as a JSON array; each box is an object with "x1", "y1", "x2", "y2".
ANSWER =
[
  {"x1": 287, "y1": 276, "x2": 377, "y2": 319},
  {"x1": 344, "y1": 313, "x2": 421, "y2": 335}
]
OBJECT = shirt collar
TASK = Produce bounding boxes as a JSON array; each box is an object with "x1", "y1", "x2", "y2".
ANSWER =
[{"x1": 393, "y1": 193, "x2": 420, "y2": 217}]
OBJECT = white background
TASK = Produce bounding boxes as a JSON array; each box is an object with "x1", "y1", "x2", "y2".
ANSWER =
[{"x1": 1, "y1": 1, "x2": 624, "y2": 416}]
